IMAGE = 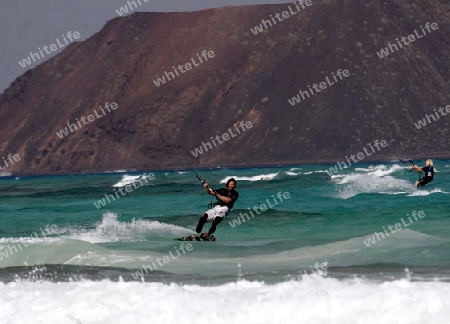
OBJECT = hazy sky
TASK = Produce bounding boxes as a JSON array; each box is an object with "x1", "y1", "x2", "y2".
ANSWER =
[{"x1": 0, "y1": 0, "x2": 289, "y2": 93}]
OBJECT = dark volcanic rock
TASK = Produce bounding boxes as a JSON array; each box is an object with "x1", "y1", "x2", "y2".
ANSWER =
[{"x1": 0, "y1": 0, "x2": 449, "y2": 175}]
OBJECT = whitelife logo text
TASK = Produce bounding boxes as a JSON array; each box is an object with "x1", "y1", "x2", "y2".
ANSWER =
[{"x1": 19, "y1": 31, "x2": 81, "y2": 68}]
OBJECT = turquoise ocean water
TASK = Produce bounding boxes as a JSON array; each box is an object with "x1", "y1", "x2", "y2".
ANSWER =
[{"x1": 1, "y1": 161, "x2": 450, "y2": 323}]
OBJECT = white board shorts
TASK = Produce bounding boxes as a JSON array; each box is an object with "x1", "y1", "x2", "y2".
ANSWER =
[{"x1": 205, "y1": 205, "x2": 230, "y2": 221}]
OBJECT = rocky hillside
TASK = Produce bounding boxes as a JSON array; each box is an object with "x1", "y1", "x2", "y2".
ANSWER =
[{"x1": 0, "y1": 0, "x2": 449, "y2": 175}]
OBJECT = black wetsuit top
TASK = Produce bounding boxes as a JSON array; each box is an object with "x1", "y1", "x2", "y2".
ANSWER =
[
  {"x1": 421, "y1": 165, "x2": 434, "y2": 180},
  {"x1": 418, "y1": 165, "x2": 434, "y2": 186},
  {"x1": 214, "y1": 188, "x2": 239, "y2": 209}
]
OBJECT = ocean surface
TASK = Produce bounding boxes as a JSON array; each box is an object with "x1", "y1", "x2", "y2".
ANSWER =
[{"x1": 1, "y1": 161, "x2": 450, "y2": 324}]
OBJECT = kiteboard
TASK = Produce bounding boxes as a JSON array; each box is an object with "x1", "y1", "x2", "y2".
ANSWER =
[{"x1": 174, "y1": 233, "x2": 216, "y2": 241}]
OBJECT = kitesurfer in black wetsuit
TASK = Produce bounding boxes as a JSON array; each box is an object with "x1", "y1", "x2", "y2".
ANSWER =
[
  {"x1": 195, "y1": 178, "x2": 239, "y2": 238},
  {"x1": 412, "y1": 159, "x2": 434, "y2": 188}
]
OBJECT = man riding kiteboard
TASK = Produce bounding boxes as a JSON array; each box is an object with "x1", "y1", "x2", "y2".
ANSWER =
[
  {"x1": 175, "y1": 177, "x2": 239, "y2": 241},
  {"x1": 411, "y1": 159, "x2": 434, "y2": 188},
  {"x1": 195, "y1": 178, "x2": 239, "y2": 240}
]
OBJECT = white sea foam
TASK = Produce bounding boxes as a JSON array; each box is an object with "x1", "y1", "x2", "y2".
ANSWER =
[
  {"x1": 334, "y1": 164, "x2": 447, "y2": 198},
  {"x1": 112, "y1": 173, "x2": 156, "y2": 187},
  {"x1": 408, "y1": 188, "x2": 449, "y2": 197},
  {"x1": 61, "y1": 212, "x2": 193, "y2": 243},
  {"x1": 307, "y1": 170, "x2": 329, "y2": 175},
  {"x1": 0, "y1": 212, "x2": 193, "y2": 245},
  {"x1": 113, "y1": 175, "x2": 142, "y2": 187},
  {"x1": 0, "y1": 236, "x2": 62, "y2": 245},
  {"x1": 1, "y1": 278, "x2": 449, "y2": 324},
  {"x1": 353, "y1": 164, "x2": 403, "y2": 176},
  {"x1": 285, "y1": 170, "x2": 328, "y2": 176},
  {"x1": 333, "y1": 165, "x2": 415, "y2": 199},
  {"x1": 220, "y1": 172, "x2": 279, "y2": 183}
]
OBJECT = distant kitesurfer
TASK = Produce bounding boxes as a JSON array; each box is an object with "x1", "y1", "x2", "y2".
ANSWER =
[
  {"x1": 412, "y1": 159, "x2": 434, "y2": 188},
  {"x1": 195, "y1": 178, "x2": 239, "y2": 238}
]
